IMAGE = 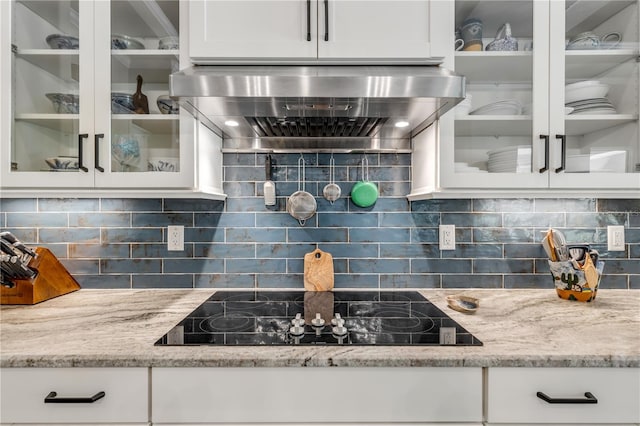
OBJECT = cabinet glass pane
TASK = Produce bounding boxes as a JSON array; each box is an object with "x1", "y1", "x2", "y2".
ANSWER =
[
  {"x1": 110, "y1": 0, "x2": 180, "y2": 174},
  {"x1": 453, "y1": 1, "x2": 534, "y2": 175},
  {"x1": 563, "y1": 0, "x2": 639, "y2": 175},
  {"x1": 12, "y1": 0, "x2": 81, "y2": 173}
]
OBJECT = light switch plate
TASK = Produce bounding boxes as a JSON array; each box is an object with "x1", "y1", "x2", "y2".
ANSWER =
[
  {"x1": 607, "y1": 225, "x2": 625, "y2": 251},
  {"x1": 439, "y1": 224, "x2": 455, "y2": 250}
]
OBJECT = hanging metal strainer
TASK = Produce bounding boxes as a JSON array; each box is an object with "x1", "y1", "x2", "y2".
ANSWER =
[
  {"x1": 287, "y1": 155, "x2": 317, "y2": 226},
  {"x1": 322, "y1": 154, "x2": 341, "y2": 204}
]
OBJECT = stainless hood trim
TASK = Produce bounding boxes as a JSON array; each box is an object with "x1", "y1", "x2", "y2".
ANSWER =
[
  {"x1": 220, "y1": 137, "x2": 412, "y2": 154},
  {"x1": 189, "y1": 57, "x2": 446, "y2": 66},
  {"x1": 171, "y1": 65, "x2": 464, "y2": 98},
  {"x1": 171, "y1": 65, "x2": 465, "y2": 148}
]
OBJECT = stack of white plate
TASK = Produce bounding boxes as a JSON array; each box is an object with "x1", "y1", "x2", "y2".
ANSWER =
[
  {"x1": 487, "y1": 146, "x2": 531, "y2": 173},
  {"x1": 566, "y1": 97, "x2": 616, "y2": 115},
  {"x1": 454, "y1": 162, "x2": 488, "y2": 173},
  {"x1": 523, "y1": 103, "x2": 575, "y2": 115},
  {"x1": 565, "y1": 80, "x2": 611, "y2": 101},
  {"x1": 469, "y1": 99, "x2": 522, "y2": 115}
]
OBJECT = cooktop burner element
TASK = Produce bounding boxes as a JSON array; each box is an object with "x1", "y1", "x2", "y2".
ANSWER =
[{"x1": 155, "y1": 291, "x2": 482, "y2": 346}]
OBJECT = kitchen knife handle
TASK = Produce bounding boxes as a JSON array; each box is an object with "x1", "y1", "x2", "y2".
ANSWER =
[
  {"x1": 45, "y1": 391, "x2": 106, "y2": 404},
  {"x1": 78, "y1": 133, "x2": 89, "y2": 172},
  {"x1": 265, "y1": 154, "x2": 272, "y2": 180},
  {"x1": 94, "y1": 133, "x2": 105, "y2": 172},
  {"x1": 555, "y1": 134, "x2": 566, "y2": 173},
  {"x1": 539, "y1": 134, "x2": 549, "y2": 173},
  {"x1": 324, "y1": 0, "x2": 329, "y2": 41},
  {"x1": 536, "y1": 391, "x2": 597, "y2": 404},
  {"x1": 306, "y1": 0, "x2": 311, "y2": 41}
]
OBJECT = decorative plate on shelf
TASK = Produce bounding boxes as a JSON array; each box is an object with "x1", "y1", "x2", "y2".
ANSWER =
[
  {"x1": 111, "y1": 34, "x2": 145, "y2": 50},
  {"x1": 45, "y1": 156, "x2": 79, "y2": 171},
  {"x1": 46, "y1": 34, "x2": 79, "y2": 49}
]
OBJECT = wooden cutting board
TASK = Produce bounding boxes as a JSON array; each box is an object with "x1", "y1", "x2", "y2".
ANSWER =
[{"x1": 304, "y1": 248, "x2": 334, "y2": 291}]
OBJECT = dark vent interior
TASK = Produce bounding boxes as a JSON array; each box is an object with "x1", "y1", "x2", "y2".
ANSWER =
[{"x1": 248, "y1": 117, "x2": 388, "y2": 138}]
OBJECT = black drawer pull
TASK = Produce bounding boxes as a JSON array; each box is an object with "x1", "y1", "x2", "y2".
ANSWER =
[
  {"x1": 539, "y1": 134, "x2": 549, "y2": 173},
  {"x1": 324, "y1": 0, "x2": 329, "y2": 41},
  {"x1": 536, "y1": 391, "x2": 597, "y2": 404},
  {"x1": 306, "y1": 0, "x2": 311, "y2": 41},
  {"x1": 554, "y1": 134, "x2": 566, "y2": 173},
  {"x1": 78, "y1": 133, "x2": 89, "y2": 172},
  {"x1": 94, "y1": 133, "x2": 105, "y2": 172},
  {"x1": 44, "y1": 391, "x2": 105, "y2": 403}
]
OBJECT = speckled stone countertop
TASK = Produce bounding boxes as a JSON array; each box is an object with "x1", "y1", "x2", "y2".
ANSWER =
[{"x1": 1, "y1": 289, "x2": 638, "y2": 368}]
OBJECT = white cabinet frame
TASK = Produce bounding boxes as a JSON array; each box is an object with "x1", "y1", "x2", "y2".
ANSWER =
[
  {"x1": 189, "y1": 0, "x2": 437, "y2": 64},
  {"x1": 417, "y1": 0, "x2": 640, "y2": 198},
  {"x1": 1, "y1": 0, "x2": 211, "y2": 196}
]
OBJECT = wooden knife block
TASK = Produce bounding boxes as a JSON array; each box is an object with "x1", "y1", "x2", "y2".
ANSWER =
[{"x1": 1, "y1": 247, "x2": 80, "y2": 305}]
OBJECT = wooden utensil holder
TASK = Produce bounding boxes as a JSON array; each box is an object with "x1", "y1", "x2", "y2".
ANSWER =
[{"x1": 1, "y1": 247, "x2": 80, "y2": 305}]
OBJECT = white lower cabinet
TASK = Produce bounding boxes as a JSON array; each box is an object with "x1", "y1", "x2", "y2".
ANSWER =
[
  {"x1": 2, "y1": 366, "x2": 635, "y2": 425},
  {"x1": 151, "y1": 367, "x2": 483, "y2": 424},
  {"x1": 486, "y1": 367, "x2": 640, "y2": 424},
  {"x1": 0, "y1": 367, "x2": 149, "y2": 425}
]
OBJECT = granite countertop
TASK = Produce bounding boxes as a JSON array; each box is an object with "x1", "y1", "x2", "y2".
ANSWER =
[{"x1": 1, "y1": 289, "x2": 638, "y2": 368}]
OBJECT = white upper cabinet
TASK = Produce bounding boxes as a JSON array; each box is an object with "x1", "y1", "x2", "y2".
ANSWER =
[
  {"x1": 423, "y1": 0, "x2": 640, "y2": 196},
  {"x1": 1, "y1": 0, "x2": 197, "y2": 191},
  {"x1": 189, "y1": 0, "x2": 438, "y2": 63},
  {"x1": 189, "y1": 0, "x2": 318, "y2": 61},
  {"x1": 317, "y1": 0, "x2": 432, "y2": 60}
]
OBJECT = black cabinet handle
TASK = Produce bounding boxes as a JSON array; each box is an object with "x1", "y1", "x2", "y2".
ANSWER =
[
  {"x1": 324, "y1": 0, "x2": 329, "y2": 41},
  {"x1": 555, "y1": 134, "x2": 566, "y2": 173},
  {"x1": 306, "y1": 0, "x2": 311, "y2": 41},
  {"x1": 539, "y1": 134, "x2": 549, "y2": 173},
  {"x1": 78, "y1": 133, "x2": 89, "y2": 172},
  {"x1": 94, "y1": 134, "x2": 105, "y2": 172},
  {"x1": 44, "y1": 391, "x2": 106, "y2": 404},
  {"x1": 537, "y1": 391, "x2": 597, "y2": 404}
]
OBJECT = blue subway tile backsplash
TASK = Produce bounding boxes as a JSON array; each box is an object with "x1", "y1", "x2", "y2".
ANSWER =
[{"x1": 1, "y1": 153, "x2": 638, "y2": 290}]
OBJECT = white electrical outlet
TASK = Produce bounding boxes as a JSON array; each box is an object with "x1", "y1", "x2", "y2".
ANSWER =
[
  {"x1": 607, "y1": 225, "x2": 625, "y2": 251},
  {"x1": 439, "y1": 224, "x2": 456, "y2": 250},
  {"x1": 168, "y1": 225, "x2": 184, "y2": 251}
]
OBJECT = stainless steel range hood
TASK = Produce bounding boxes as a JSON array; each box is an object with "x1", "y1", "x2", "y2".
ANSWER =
[{"x1": 170, "y1": 65, "x2": 465, "y2": 152}]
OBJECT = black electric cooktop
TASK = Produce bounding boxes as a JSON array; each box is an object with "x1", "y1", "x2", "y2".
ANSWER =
[{"x1": 155, "y1": 291, "x2": 482, "y2": 346}]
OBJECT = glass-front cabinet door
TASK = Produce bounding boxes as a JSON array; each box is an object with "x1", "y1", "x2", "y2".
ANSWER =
[
  {"x1": 4, "y1": 0, "x2": 94, "y2": 187},
  {"x1": 549, "y1": 0, "x2": 639, "y2": 189},
  {"x1": 441, "y1": 0, "x2": 639, "y2": 192},
  {"x1": 442, "y1": 0, "x2": 549, "y2": 189},
  {"x1": 1, "y1": 0, "x2": 192, "y2": 189},
  {"x1": 96, "y1": 0, "x2": 191, "y2": 188}
]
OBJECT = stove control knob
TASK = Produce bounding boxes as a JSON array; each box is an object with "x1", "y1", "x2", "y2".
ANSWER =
[
  {"x1": 289, "y1": 324, "x2": 305, "y2": 337},
  {"x1": 331, "y1": 313, "x2": 343, "y2": 326},
  {"x1": 311, "y1": 313, "x2": 325, "y2": 328},
  {"x1": 291, "y1": 313, "x2": 305, "y2": 327},
  {"x1": 332, "y1": 319, "x2": 347, "y2": 338},
  {"x1": 311, "y1": 313, "x2": 325, "y2": 336}
]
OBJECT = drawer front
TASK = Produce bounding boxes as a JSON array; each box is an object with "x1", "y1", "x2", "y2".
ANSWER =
[
  {"x1": 487, "y1": 367, "x2": 640, "y2": 423},
  {"x1": 152, "y1": 367, "x2": 483, "y2": 423},
  {"x1": 0, "y1": 368, "x2": 149, "y2": 424}
]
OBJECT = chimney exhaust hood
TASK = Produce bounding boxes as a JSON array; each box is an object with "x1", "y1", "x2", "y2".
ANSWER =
[{"x1": 170, "y1": 65, "x2": 465, "y2": 152}]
